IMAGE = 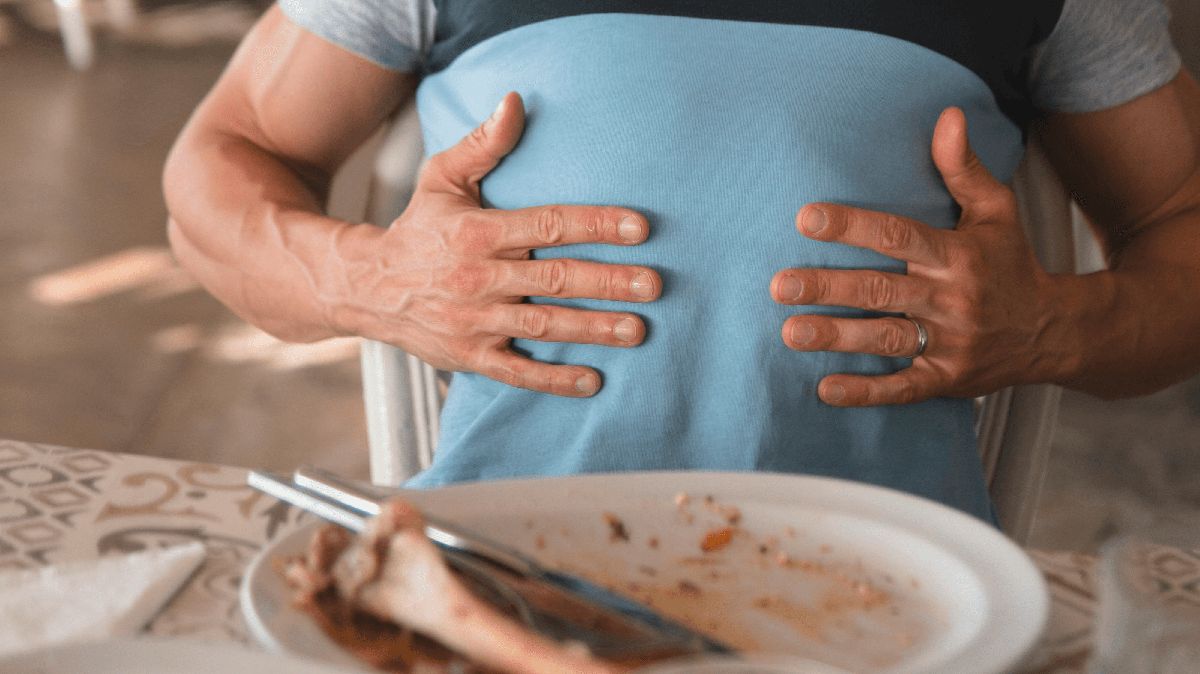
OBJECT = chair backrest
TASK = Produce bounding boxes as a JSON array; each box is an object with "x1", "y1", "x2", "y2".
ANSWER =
[
  {"x1": 353, "y1": 107, "x2": 1085, "y2": 543},
  {"x1": 361, "y1": 340, "x2": 444, "y2": 485},
  {"x1": 349, "y1": 101, "x2": 445, "y2": 486}
]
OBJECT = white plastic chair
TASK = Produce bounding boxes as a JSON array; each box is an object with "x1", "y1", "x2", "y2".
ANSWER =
[
  {"x1": 34, "y1": 0, "x2": 139, "y2": 70},
  {"x1": 346, "y1": 105, "x2": 1091, "y2": 543},
  {"x1": 343, "y1": 101, "x2": 446, "y2": 487},
  {"x1": 50, "y1": 0, "x2": 94, "y2": 70}
]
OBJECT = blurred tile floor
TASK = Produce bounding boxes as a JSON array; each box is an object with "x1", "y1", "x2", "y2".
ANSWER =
[
  {"x1": 2, "y1": 3, "x2": 1198, "y2": 555},
  {"x1": 0, "y1": 4, "x2": 371, "y2": 481}
]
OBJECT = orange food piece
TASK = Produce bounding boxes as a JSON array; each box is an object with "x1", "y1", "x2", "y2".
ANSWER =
[
  {"x1": 602, "y1": 512, "x2": 629, "y2": 542},
  {"x1": 700, "y1": 527, "x2": 734, "y2": 552}
]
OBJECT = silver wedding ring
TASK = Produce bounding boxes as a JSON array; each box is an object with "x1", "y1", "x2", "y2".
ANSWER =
[{"x1": 906, "y1": 318, "x2": 928, "y2": 359}]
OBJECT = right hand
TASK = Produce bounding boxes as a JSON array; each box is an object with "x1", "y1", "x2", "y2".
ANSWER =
[{"x1": 340, "y1": 92, "x2": 660, "y2": 397}]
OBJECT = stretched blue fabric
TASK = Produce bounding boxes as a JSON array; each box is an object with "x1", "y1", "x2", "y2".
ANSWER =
[{"x1": 405, "y1": 13, "x2": 1029, "y2": 522}]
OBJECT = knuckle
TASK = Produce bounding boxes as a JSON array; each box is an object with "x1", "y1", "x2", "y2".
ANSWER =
[
  {"x1": 860, "y1": 273, "x2": 898, "y2": 310},
  {"x1": 878, "y1": 214, "x2": 915, "y2": 253},
  {"x1": 945, "y1": 245, "x2": 986, "y2": 287},
  {"x1": 477, "y1": 350, "x2": 525, "y2": 389},
  {"x1": 536, "y1": 260, "x2": 569, "y2": 296},
  {"x1": 594, "y1": 268, "x2": 621, "y2": 299},
  {"x1": 960, "y1": 291, "x2": 985, "y2": 324},
  {"x1": 961, "y1": 149, "x2": 985, "y2": 175},
  {"x1": 466, "y1": 123, "x2": 492, "y2": 151},
  {"x1": 941, "y1": 291, "x2": 972, "y2": 322},
  {"x1": 441, "y1": 262, "x2": 491, "y2": 297},
  {"x1": 925, "y1": 236, "x2": 951, "y2": 267},
  {"x1": 582, "y1": 209, "x2": 607, "y2": 238},
  {"x1": 519, "y1": 306, "x2": 552, "y2": 339},
  {"x1": 492, "y1": 363, "x2": 523, "y2": 389},
  {"x1": 892, "y1": 386, "x2": 919, "y2": 406},
  {"x1": 814, "y1": 274, "x2": 835, "y2": 302},
  {"x1": 446, "y1": 213, "x2": 496, "y2": 250},
  {"x1": 958, "y1": 241, "x2": 986, "y2": 269},
  {"x1": 531, "y1": 207, "x2": 566, "y2": 246},
  {"x1": 880, "y1": 321, "x2": 909, "y2": 356}
]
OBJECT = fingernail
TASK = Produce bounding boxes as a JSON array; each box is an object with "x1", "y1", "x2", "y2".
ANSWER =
[
  {"x1": 801, "y1": 208, "x2": 827, "y2": 235},
  {"x1": 613, "y1": 317, "x2": 637, "y2": 342},
  {"x1": 575, "y1": 374, "x2": 598, "y2": 395},
  {"x1": 630, "y1": 272, "x2": 655, "y2": 300},
  {"x1": 790, "y1": 320, "x2": 815, "y2": 345},
  {"x1": 618, "y1": 216, "x2": 643, "y2": 243},
  {"x1": 824, "y1": 384, "x2": 845, "y2": 403},
  {"x1": 777, "y1": 276, "x2": 803, "y2": 301},
  {"x1": 484, "y1": 96, "x2": 507, "y2": 133}
]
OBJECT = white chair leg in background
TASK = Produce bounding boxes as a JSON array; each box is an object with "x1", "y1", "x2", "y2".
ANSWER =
[
  {"x1": 407, "y1": 352, "x2": 441, "y2": 471},
  {"x1": 360, "y1": 339, "x2": 443, "y2": 486},
  {"x1": 361, "y1": 339, "x2": 419, "y2": 486},
  {"x1": 356, "y1": 101, "x2": 447, "y2": 487},
  {"x1": 52, "y1": 0, "x2": 94, "y2": 70}
]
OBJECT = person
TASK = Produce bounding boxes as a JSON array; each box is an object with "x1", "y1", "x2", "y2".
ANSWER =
[{"x1": 163, "y1": 0, "x2": 1200, "y2": 523}]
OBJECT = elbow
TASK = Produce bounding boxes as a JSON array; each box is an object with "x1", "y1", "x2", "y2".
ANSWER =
[
  {"x1": 162, "y1": 115, "x2": 195, "y2": 217},
  {"x1": 161, "y1": 129, "x2": 202, "y2": 251}
]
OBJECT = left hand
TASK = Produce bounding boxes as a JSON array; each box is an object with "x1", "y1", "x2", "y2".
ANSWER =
[{"x1": 771, "y1": 107, "x2": 1057, "y2": 407}]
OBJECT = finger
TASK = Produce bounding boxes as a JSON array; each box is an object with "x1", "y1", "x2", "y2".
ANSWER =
[
  {"x1": 796, "y1": 202, "x2": 946, "y2": 268},
  {"x1": 495, "y1": 204, "x2": 649, "y2": 251},
  {"x1": 771, "y1": 269, "x2": 924, "y2": 313},
  {"x1": 781, "y1": 315, "x2": 925, "y2": 358},
  {"x1": 478, "y1": 349, "x2": 602, "y2": 398},
  {"x1": 817, "y1": 369, "x2": 941, "y2": 407},
  {"x1": 420, "y1": 91, "x2": 525, "y2": 199},
  {"x1": 484, "y1": 304, "x2": 647, "y2": 347},
  {"x1": 501, "y1": 259, "x2": 660, "y2": 303},
  {"x1": 930, "y1": 107, "x2": 1013, "y2": 216}
]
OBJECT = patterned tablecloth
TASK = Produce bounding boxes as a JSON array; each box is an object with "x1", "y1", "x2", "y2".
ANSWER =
[{"x1": 0, "y1": 438, "x2": 1180, "y2": 673}]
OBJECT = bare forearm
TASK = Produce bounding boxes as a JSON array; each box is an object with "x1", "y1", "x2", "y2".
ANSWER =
[
  {"x1": 161, "y1": 4, "x2": 415, "y2": 344},
  {"x1": 163, "y1": 125, "x2": 379, "y2": 342}
]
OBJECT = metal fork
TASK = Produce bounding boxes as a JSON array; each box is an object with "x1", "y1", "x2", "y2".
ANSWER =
[{"x1": 247, "y1": 467, "x2": 734, "y2": 660}]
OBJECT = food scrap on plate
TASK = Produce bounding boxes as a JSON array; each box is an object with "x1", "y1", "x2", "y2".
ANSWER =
[{"x1": 279, "y1": 499, "x2": 622, "y2": 674}]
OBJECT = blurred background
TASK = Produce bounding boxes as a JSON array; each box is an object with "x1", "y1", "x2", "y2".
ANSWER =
[{"x1": 1, "y1": 0, "x2": 1197, "y2": 555}]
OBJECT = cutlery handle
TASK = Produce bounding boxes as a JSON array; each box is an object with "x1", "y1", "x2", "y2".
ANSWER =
[
  {"x1": 260, "y1": 467, "x2": 736, "y2": 657},
  {"x1": 246, "y1": 470, "x2": 369, "y2": 533},
  {"x1": 292, "y1": 465, "x2": 542, "y2": 579}
]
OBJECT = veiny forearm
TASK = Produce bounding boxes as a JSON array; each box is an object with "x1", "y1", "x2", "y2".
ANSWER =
[
  {"x1": 162, "y1": 4, "x2": 414, "y2": 344},
  {"x1": 164, "y1": 124, "x2": 384, "y2": 343}
]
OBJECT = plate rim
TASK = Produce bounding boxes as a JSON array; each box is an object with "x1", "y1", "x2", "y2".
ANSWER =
[{"x1": 0, "y1": 636, "x2": 362, "y2": 673}]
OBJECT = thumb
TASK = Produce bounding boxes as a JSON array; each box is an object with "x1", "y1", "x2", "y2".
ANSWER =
[
  {"x1": 931, "y1": 107, "x2": 1009, "y2": 215},
  {"x1": 422, "y1": 91, "x2": 525, "y2": 199}
]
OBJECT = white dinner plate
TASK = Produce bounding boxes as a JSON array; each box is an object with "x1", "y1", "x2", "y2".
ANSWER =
[
  {"x1": 0, "y1": 636, "x2": 365, "y2": 673},
  {"x1": 240, "y1": 471, "x2": 1048, "y2": 674}
]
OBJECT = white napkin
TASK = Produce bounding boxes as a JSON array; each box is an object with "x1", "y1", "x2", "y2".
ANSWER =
[{"x1": 0, "y1": 541, "x2": 207, "y2": 658}]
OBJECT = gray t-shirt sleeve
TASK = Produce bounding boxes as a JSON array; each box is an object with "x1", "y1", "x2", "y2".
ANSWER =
[
  {"x1": 277, "y1": 0, "x2": 435, "y2": 72},
  {"x1": 277, "y1": 0, "x2": 1180, "y2": 109},
  {"x1": 1029, "y1": 0, "x2": 1182, "y2": 113}
]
